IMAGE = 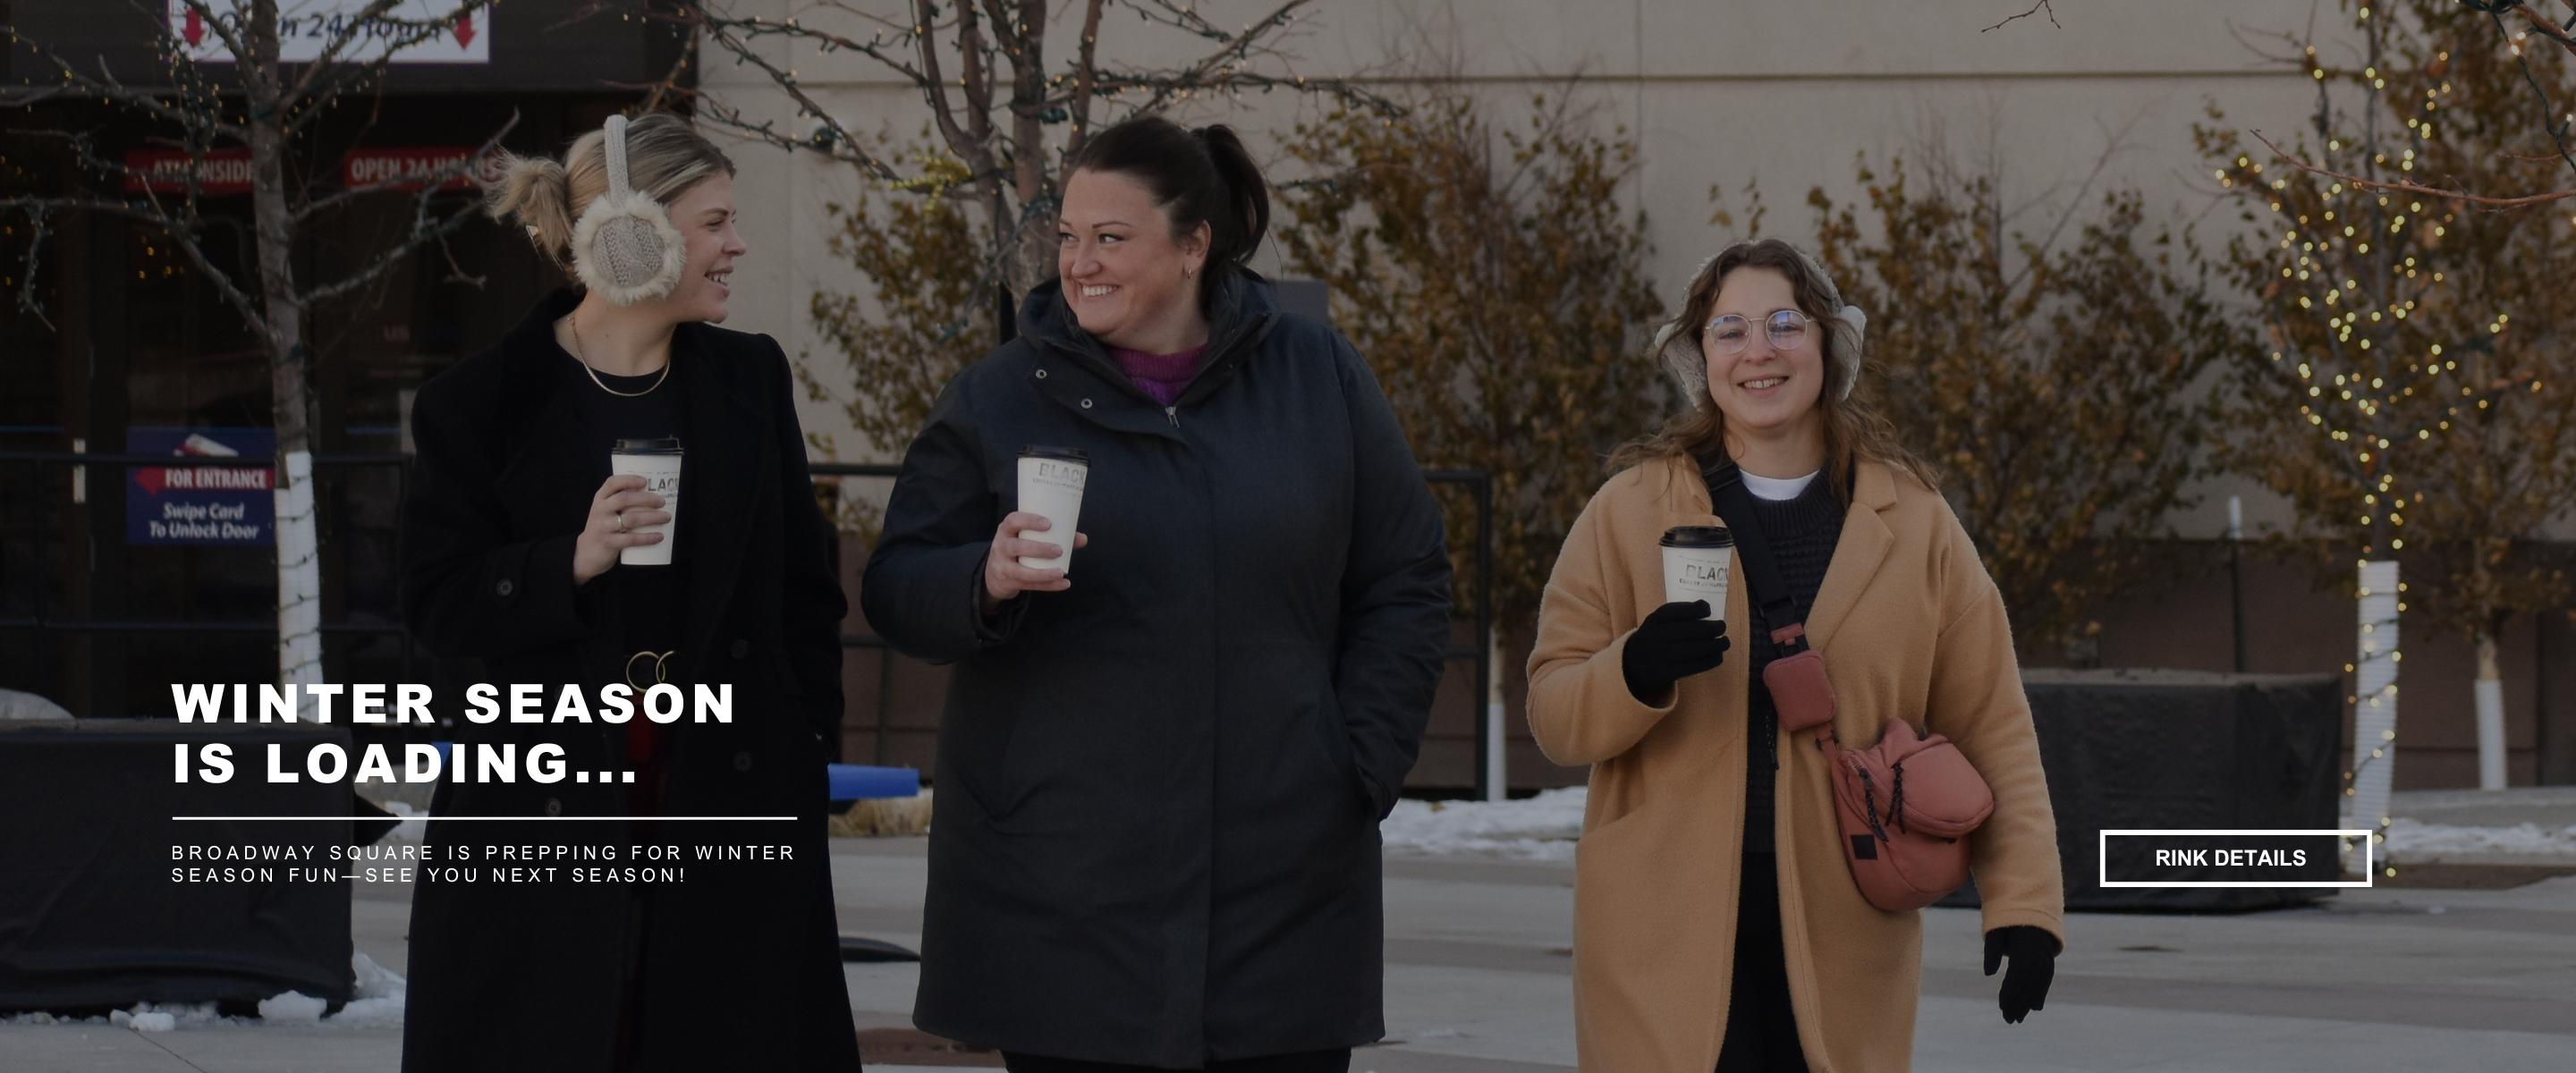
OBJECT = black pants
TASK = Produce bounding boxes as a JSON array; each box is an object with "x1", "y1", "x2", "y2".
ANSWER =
[
  {"x1": 1715, "y1": 852, "x2": 1809, "y2": 1073},
  {"x1": 1002, "y1": 1048, "x2": 1352, "y2": 1073}
]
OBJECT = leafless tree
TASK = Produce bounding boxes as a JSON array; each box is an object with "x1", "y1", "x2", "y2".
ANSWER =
[{"x1": 4, "y1": 0, "x2": 513, "y2": 714}]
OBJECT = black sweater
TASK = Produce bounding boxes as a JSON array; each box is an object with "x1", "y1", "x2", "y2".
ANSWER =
[{"x1": 1733, "y1": 474, "x2": 1845, "y2": 856}]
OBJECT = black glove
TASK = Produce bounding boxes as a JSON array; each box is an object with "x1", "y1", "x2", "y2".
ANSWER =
[
  {"x1": 1620, "y1": 600, "x2": 1731, "y2": 703},
  {"x1": 1984, "y1": 925, "x2": 2057, "y2": 1024}
]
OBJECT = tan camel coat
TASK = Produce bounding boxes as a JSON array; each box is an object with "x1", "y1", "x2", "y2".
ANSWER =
[{"x1": 1527, "y1": 453, "x2": 2065, "y2": 1073}]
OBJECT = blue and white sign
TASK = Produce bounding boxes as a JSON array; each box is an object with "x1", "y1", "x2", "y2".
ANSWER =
[{"x1": 127, "y1": 427, "x2": 275, "y2": 546}]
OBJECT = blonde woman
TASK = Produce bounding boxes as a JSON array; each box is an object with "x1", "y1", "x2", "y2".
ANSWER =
[
  {"x1": 1527, "y1": 239, "x2": 2063, "y2": 1072},
  {"x1": 400, "y1": 114, "x2": 860, "y2": 1071}
]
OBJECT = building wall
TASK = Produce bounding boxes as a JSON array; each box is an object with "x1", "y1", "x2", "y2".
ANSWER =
[{"x1": 689, "y1": 1, "x2": 2576, "y2": 790}]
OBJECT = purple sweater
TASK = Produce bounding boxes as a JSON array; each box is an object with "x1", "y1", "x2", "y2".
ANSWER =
[{"x1": 1109, "y1": 344, "x2": 1207, "y2": 406}]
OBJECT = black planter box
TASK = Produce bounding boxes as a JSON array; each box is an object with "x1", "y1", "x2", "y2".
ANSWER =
[
  {"x1": 0, "y1": 718, "x2": 355, "y2": 1010},
  {"x1": 1940, "y1": 669, "x2": 2346, "y2": 913}
]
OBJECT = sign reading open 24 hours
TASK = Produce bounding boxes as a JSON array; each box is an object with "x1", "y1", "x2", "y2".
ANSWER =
[{"x1": 127, "y1": 427, "x2": 275, "y2": 547}]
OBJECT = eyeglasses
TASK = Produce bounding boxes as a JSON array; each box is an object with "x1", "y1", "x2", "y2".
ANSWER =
[{"x1": 1703, "y1": 309, "x2": 1814, "y2": 355}]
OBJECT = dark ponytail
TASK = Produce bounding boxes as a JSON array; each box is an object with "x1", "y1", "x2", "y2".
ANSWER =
[{"x1": 1066, "y1": 116, "x2": 1270, "y2": 299}]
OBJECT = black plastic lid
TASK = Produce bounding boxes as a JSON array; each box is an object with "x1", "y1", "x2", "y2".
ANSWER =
[
  {"x1": 1018, "y1": 444, "x2": 1089, "y2": 462},
  {"x1": 612, "y1": 437, "x2": 682, "y2": 454},
  {"x1": 1660, "y1": 525, "x2": 1734, "y2": 549}
]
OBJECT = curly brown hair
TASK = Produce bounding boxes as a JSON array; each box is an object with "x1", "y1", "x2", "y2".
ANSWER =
[{"x1": 1607, "y1": 239, "x2": 1936, "y2": 501}]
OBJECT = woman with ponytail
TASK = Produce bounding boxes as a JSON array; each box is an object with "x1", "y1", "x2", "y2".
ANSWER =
[
  {"x1": 399, "y1": 113, "x2": 861, "y2": 1072},
  {"x1": 863, "y1": 115, "x2": 1453, "y2": 1072}
]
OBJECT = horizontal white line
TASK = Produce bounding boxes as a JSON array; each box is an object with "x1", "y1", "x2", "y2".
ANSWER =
[
  {"x1": 2101, "y1": 880, "x2": 2375, "y2": 888},
  {"x1": 2100, "y1": 829, "x2": 2373, "y2": 838},
  {"x1": 172, "y1": 815, "x2": 795, "y2": 822}
]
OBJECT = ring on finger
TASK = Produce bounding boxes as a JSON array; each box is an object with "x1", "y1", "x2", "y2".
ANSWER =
[{"x1": 615, "y1": 511, "x2": 629, "y2": 534}]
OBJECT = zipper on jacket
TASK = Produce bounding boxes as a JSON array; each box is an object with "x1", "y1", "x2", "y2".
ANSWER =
[{"x1": 1165, "y1": 406, "x2": 1179, "y2": 427}]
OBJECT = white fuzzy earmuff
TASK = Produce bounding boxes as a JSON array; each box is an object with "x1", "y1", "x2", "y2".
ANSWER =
[
  {"x1": 570, "y1": 114, "x2": 686, "y2": 306},
  {"x1": 1651, "y1": 241, "x2": 1868, "y2": 402}
]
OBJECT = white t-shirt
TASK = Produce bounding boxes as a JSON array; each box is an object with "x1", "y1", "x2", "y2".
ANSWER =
[{"x1": 1741, "y1": 468, "x2": 1821, "y2": 502}]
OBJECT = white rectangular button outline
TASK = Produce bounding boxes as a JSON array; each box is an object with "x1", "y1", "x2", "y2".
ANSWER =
[{"x1": 2097, "y1": 829, "x2": 2375, "y2": 888}]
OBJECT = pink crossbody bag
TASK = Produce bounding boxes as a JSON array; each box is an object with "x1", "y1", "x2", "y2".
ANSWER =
[{"x1": 1706, "y1": 462, "x2": 1993, "y2": 912}]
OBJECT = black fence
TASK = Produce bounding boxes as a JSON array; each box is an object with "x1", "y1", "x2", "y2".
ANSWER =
[{"x1": 0, "y1": 451, "x2": 1504, "y2": 798}]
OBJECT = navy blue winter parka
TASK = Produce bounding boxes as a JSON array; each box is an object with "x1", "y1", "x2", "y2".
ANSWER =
[{"x1": 861, "y1": 269, "x2": 1453, "y2": 1066}]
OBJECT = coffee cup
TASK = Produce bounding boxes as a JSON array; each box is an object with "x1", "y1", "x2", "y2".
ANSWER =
[
  {"x1": 1661, "y1": 525, "x2": 1733, "y2": 621},
  {"x1": 611, "y1": 437, "x2": 682, "y2": 566},
  {"x1": 1016, "y1": 446, "x2": 1089, "y2": 572}
]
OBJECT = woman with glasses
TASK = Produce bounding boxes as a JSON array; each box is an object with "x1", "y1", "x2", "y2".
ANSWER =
[{"x1": 1525, "y1": 239, "x2": 2064, "y2": 1071}]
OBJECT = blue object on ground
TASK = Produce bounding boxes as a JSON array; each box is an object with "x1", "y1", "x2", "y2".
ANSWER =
[{"x1": 827, "y1": 764, "x2": 920, "y2": 803}]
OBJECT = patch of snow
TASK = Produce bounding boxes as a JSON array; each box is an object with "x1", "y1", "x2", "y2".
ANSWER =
[
  {"x1": 329, "y1": 950, "x2": 407, "y2": 1027},
  {"x1": 0, "y1": 953, "x2": 404, "y2": 1032},
  {"x1": 258, "y1": 991, "x2": 326, "y2": 1023},
  {"x1": 116, "y1": 1009, "x2": 177, "y2": 1032},
  {"x1": 1381, "y1": 787, "x2": 1587, "y2": 861},
  {"x1": 2385, "y1": 819, "x2": 2576, "y2": 859}
]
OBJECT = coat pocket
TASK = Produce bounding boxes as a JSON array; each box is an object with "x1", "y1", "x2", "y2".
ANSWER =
[
  {"x1": 1308, "y1": 683, "x2": 1361, "y2": 787},
  {"x1": 937, "y1": 678, "x2": 1029, "y2": 822}
]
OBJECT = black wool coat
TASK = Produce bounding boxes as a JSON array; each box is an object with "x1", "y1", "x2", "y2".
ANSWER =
[
  {"x1": 861, "y1": 272, "x2": 1453, "y2": 1066},
  {"x1": 397, "y1": 289, "x2": 860, "y2": 1073}
]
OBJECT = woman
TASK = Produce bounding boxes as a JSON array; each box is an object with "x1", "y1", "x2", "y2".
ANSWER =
[
  {"x1": 861, "y1": 116, "x2": 1453, "y2": 1072},
  {"x1": 400, "y1": 114, "x2": 860, "y2": 1072},
  {"x1": 1526, "y1": 239, "x2": 2063, "y2": 1072}
]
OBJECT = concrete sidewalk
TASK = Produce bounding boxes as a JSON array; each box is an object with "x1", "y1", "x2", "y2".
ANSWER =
[{"x1": 8, "y1": 794, "x2": 2576, "y2": 1072}]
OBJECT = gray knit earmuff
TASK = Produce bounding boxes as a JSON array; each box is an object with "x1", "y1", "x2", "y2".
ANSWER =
[
  {"x1": 1649, "y1": 240, "x2": 1868, "y2": 402},
  {"x1": 569, "y1": 114, "x2": 686, "y2": 305}
]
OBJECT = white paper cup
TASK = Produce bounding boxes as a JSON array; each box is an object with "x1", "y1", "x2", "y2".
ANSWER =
[
  {"x1": 1015, "y1": 446, "x2": 1089, "y2": 573},
  {"x1": 611, "y1": 437, "x2": 682, "y2": 567},
  {"x1": 1660, "y1": 525, "x2": 1733, "y2": 621}
]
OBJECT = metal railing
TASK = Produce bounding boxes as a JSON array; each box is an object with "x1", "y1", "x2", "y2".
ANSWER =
[{"x1": 4, "y1": 452, "x2": 1505, "y2": 798}]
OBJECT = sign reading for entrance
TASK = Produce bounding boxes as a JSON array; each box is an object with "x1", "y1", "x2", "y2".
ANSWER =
[
  {"x1": 127, "y1": 428, "x2": 275, "y2": 546},
  {"x1": 166, "y1": 0, "x2": 490, "y2": 65}
]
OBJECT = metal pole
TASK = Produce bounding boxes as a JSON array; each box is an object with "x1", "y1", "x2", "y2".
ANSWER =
[
  {"x1": 874, "y1": 643, "x2": 895, "y2": 766},
  {"x1": 1476, "y1": 472, "x2": 1501, "y2": 802},
  {"x1": 2229, "y1": 495, "x2": 2248, "y2": 673}
]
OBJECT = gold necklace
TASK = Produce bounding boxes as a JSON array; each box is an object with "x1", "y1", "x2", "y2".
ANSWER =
[{"x1": 566, "y1": 312, "x2": 671, "y2": 398}]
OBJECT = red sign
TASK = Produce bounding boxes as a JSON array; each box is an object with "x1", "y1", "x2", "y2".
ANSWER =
[
  {"x1": 342, "y1": 148, "x2": 476, "y2": 191},
  {"x1": 121, "y1": 148, "x2": 479, "y2": 196},
  {"x1": 123, "y1": 149, "x2": 254, "y2": 195}
]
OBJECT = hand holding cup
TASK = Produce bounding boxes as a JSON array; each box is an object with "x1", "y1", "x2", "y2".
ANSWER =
[
  {"x1": 982, "y1": 511, "x2": 1089, "y2": 608},
  {"x1": 1620, "y1": 600, "x2": 1732, "y2": 705},
  {"x1": 574, "y1": 474, "x2": 668, "y2": 585}
]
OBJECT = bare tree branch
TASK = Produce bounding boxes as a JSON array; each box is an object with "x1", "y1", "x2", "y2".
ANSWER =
[
  {"x1": 910, "y1": 0, "x2": 985, "y2": 174},
  {"x1": 298, "y1": 196, "x2": 486, "y2": 305},
  {"x1": 432, "y1": 232, "x2": 487, "y2": 288},
  {"x1": 291, "y1": 110, "x2": 518, "y2": 224},
  {"x1": 3, "y1": 27, "x2": 250, "y2": 141},
  {"x1": 1983, "y1": 0, "x2": 2059, "y2": 33},
  {"x1": 2249, "y1": 128, "x2": 2576, "y2": 207},
  {"x1": 691, "y1": 14, "x2": 902, "y2": 182},
  {"x1": 1069, "y1": 0, "x2": 1106, "y2": 159},
  {"x1": 4, "y1": 206, "x2": 57, "y2": 330}
]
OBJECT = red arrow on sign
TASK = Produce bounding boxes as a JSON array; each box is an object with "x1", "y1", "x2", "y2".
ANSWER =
[
  {"x1": 182, "y1": 7, "x2": 206, "y2": 47},
  {"x1": 453, "y1": 13, "x2": 475, "y2": 48}
]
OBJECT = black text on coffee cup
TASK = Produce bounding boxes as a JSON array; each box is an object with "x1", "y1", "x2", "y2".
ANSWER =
[
  {"x1": 1015, "y1": 446, "x2": 1089, "y2": 573},
  {"x1": 611, "y1": 438, "x2": 682, "y2": 566},
  {"x1": 1659, "y1": 525, "x2": 1733, "y2": 621}
]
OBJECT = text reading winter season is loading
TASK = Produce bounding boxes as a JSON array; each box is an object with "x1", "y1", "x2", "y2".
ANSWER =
[{"x1": 165, "y1": 683, "x2": 733, "y2": 786}]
